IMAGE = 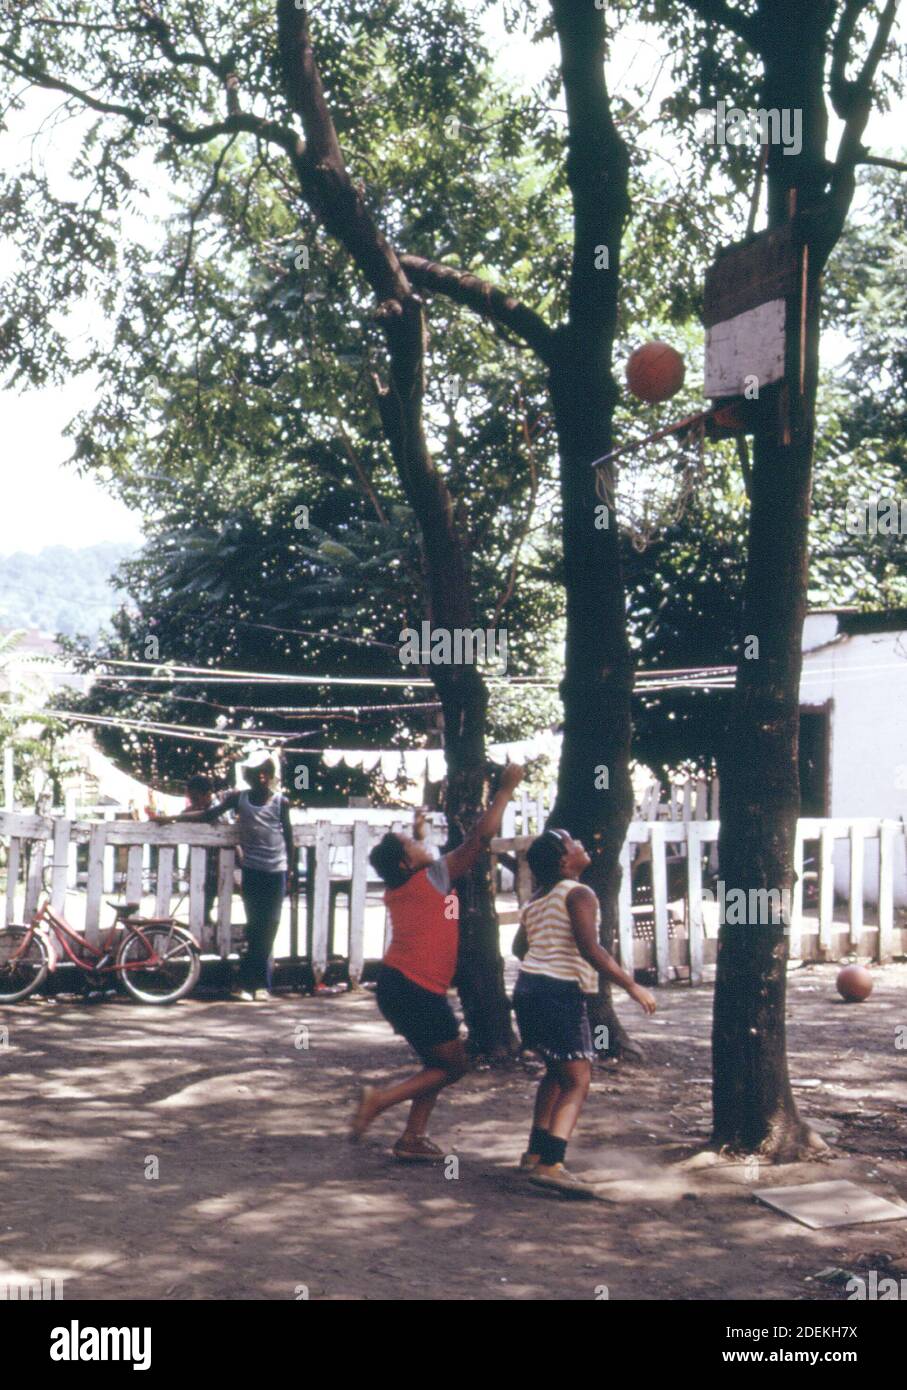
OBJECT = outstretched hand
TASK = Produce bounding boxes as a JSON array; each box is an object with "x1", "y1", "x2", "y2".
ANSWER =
[{"x1": 500, "y1": 763, "x2": 525, "y2": 792}]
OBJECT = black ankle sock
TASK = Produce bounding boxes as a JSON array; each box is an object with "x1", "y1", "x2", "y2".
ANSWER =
[
  {"x1": 529, "y1": 1125, "x2": 548, "y2": 1156},
  {"x1": 538, "y1": 1134, "x2": 568, "y2": 1166}
]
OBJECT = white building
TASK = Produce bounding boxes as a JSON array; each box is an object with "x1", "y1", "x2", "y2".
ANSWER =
[{"x1": 800, "y1": 609, "x2": 907, "y2": 906}]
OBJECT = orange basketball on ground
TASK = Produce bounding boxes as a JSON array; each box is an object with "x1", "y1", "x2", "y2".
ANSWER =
[
  {"x1": 836, "y1": 964, "x2": 873, "y2": 1002},
  {"x1": 625, "y1": 341, "x2": 686, "y2": 404}
]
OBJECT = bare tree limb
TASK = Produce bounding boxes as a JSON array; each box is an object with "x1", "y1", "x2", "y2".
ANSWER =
[
  {"x1": 857, "y1": 150, "x2": 907, "y2": 172},
  {"x1": 168, "y1": 133, "x2": 238, "y2": 296},
  {"x1": 335, "y1": 417, "x2": 390, "y2": 525},
  {"x1": 399, "y1": 254, "x2": 555, "y2": 364}
]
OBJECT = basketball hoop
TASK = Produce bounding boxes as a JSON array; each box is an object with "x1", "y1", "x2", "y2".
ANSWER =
[
  {"x1": 591, "y1": 410, "x2": 706, "y2": 552},
  {"x1": 591, "y1": 400, "x2": 754, "y2": 552}
]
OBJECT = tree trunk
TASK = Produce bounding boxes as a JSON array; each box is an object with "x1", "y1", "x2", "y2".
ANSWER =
[
  {"x1": 545, "y1": 0, "x2": 637, "y2": 1062},
  {"x1": 396, "y1": 4, "x2": 640, "y2": 1060},
  {"x1": 711, "y1": 9, "x2": 831, "y2": 1157},
  {"x1": 439, "y1": 666, "x2": 513, "y2": 1058},
  {"x1": 276, "y1": 4, "x2": 514, "y2": 1058},
  {"x1": 378, "y1": 308, "x2": 515, "y2": 1060},
  {"x1": 548, "y1": 340, "x2": 638, "y2": 1062},
  {"x1": 711, "y1": 372, "x2": 823, "y2": 1158}
]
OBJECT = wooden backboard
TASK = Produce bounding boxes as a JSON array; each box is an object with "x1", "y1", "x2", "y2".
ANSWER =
[{"x1": 704, "y1": 224, "x2": 803, "y2": 400}]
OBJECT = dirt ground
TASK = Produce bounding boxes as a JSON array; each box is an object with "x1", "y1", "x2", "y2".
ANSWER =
[{"x1": 1, "y1": 960, "x2": 906, "y2": 1301}]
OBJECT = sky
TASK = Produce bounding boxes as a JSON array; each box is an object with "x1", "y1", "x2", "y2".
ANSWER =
[{"x1": 0, "y1": 5, "x2": 903, "y2": 556}]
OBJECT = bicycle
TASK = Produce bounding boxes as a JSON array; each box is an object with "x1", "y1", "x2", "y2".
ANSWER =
[{"x1": 0, "y1": 897, "x2": 201, "y2": 1005}]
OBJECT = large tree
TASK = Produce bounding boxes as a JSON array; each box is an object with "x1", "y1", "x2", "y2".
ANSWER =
[
  {"x1": 1, "y1": 0, "x2": 686, "y2": 1062},
  {"x1": 647, "y1": 0, "x2": 903, "y2": 1157},
  {"x1": 396, "y1": 0, "x2": 641, "y2": 1055},
  {"x1": 0, "y1": 0, "x2": 557, "y2": 1054}
]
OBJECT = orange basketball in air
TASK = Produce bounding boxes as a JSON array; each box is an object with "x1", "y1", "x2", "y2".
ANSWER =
[{"x1": 625, "y1": 341, "x2": 686, "y2": 404}]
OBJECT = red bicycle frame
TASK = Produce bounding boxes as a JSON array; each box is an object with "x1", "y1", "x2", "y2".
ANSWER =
[{"x1": 22, "y1": 899, "x2": 197, "y2": 977}]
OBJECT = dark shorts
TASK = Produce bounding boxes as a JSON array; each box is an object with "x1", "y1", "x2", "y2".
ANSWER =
[
  {"x1": 376, "y1": 964, "x2": 460, "y2": 1063},
  {"x1": 513, "y1": 970, "x2": 595, "y2": 1063}
]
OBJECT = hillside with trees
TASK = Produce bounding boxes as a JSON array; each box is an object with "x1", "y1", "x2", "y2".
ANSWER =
[{"x1": 0, "y1": 543, "x2": 136, "y2": 639}]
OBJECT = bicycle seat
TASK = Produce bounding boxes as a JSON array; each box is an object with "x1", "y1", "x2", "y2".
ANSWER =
[{"x1": 109, "y1": 901, "x2": 141, "y2": 919}]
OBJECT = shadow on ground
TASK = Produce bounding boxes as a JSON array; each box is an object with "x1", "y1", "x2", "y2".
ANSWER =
[{"x1": 1, "y1": 961, "x2": 905, "y2": 1300}]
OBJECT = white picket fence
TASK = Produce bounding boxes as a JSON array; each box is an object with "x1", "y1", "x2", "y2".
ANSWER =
[
  {"x1": 0, "y1": 810, "x2": 444, "y2": 985},
  {"x1": 502, "y1": 774, "x2": 720, "y2": 839},
  {"x1": 3, "y1": 810, "x2": 903, "y2": 991},
  {"x1": 493, "y1": 815, "x2": 907, "y2": 983}
]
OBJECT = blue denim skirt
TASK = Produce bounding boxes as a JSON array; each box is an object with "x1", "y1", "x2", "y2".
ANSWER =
[{"x1": 513, "y1": 970, "x2": 595, "y2": 1062}]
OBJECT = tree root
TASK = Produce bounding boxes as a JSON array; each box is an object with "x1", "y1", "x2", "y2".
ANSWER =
[{"x1": 709, "y1": 1116, "x2": 829, "y2": 1165}]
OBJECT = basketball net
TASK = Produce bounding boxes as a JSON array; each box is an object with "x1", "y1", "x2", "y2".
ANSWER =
[{"x1": 594, "y1": 414, "x2": 709, "y2": 552}]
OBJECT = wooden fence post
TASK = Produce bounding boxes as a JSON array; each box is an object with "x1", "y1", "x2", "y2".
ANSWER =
[
  {"x1": 789, "y1": 823, "x2": 804, "y2": 961},
  {"x1": 848, "y1": 823, "x2": 865, "y2": 953},
  {"x1": 618, "y1": 838, "x2": 633, "y2": 973},
  {"x1": 310, "y1": 820, "x2": 331, "y2": 981},
  {"x1": 51, "y1": 818, "x2": 71, "y2": 914},
  {"x1": 818, "y1": 823, "x2": 835, "y2": 957},
  {"x1": 649, "y1": 823, "x2": 670, "y2": 985},
  {"x1": 878, "y1": 821, "x2": 895, "y2": 964},
  {"x1": 4, "y1": 836, "x2": 20, "y2": 924},
  {"x1": 686, "y1": 821, "x2": 704, "y2": 985},
  {"x1": 216, "y1": 848, "x2": 236, "y2": 961},
  {"x1": 23, "y1": 829, "x2": 46, "y2": 920},
  {"x1": 84, "y1": 822, "x2": 108, "y2": 945},
  {"x1": 348, "y1": 819, "x2": 369, "y2": 986}
]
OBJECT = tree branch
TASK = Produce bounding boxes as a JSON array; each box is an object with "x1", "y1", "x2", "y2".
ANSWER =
[
  {"x1": 830, "y1": 0, "x2": 868, "y2": 117},
  {"x1": 0, "y1": 43, "x2": 300, "y2": 156},
  {"x1": 550, "y1": 0, "x2": 630, "y2": 361},
  {"x1": 857, "y1": 150, "x2": 907, "y2": 173},
  {"x1": 275, "y1": 0, "x2": 408, "y2": 309},
  {"x1": 274, "y1": 0, "x2": 480, "y2": 643},
  {"x1": 399, "y1": 254, "x2": 555, "y2": 364},
  {"x1": 138, "y1": 2, "x2": 226, "y2": 81},
  {"x1": 820, "y1": 0, "x2": 900, "y2": 261}
]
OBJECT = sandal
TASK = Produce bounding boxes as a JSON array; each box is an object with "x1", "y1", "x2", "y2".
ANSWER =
[
  {"x1": 392, "y1": 1135, "x2": 446, "y2": 1163},
  {"x1": 529, "y1": 1163, "x2": 598, "y2": 1199}
]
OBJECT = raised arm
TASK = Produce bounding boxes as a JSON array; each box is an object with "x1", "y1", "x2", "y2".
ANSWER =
[
  {"x1": 443, "y1": 764, "x2": 524, "y2": 883},
  {"x1": 153, "y1": 792, "x2": 241, "y2": 825}
]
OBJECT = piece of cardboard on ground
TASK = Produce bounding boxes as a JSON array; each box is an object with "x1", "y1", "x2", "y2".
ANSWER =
[{"x1": 754, "y1": 1179, "x2": 907, "y2": 1230}]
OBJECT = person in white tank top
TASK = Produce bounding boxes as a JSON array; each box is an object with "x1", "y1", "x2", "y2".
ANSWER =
[{"x1": 512, "y1": 828, "x2": 657, "y2": 1198}]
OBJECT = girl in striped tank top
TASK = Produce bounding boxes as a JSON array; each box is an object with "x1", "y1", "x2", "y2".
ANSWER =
[{"x1": 512, "y1": 828, "x2": 656, "y2": 1197}]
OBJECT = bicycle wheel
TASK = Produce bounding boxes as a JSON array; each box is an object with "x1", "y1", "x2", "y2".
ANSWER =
[
  {"x1": 0, "y1": 926, "x2": 50, "y2": 1003},
  {"x1": 117, "y1": 923, "x2": 200, "y2": 1004}
]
